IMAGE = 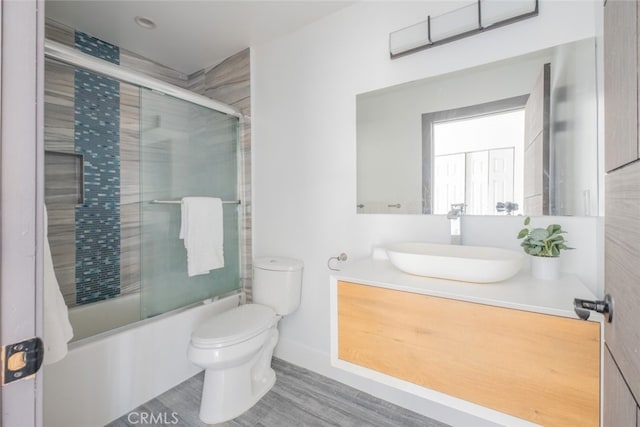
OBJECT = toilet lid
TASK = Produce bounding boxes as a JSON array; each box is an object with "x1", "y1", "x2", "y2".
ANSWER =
[{"x1": 191, "y1": 304, "x2": 277, "y2": 348}]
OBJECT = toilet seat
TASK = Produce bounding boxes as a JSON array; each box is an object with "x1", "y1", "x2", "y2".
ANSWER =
[{"x1": 191, "y1": 304, "x2": 277, "y2": 349}]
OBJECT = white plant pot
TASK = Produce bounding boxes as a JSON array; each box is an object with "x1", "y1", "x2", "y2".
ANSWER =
[{"x1": 530, "y1": 255, "x2": 561, "y2": 280}]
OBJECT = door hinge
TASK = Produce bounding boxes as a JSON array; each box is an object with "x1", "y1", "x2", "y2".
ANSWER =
[{"x1": 1, "y1": 337, "x2": 44, "y2": 386}]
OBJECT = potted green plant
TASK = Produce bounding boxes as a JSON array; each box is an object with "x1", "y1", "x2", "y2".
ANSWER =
[{"x1": 516, "y1": 217, "x2": 573, "y2": 280}]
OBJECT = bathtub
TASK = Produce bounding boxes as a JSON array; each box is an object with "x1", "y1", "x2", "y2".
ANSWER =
[
  {"x1": 68, "y1": 293, "x2": 142, "y2": 342},
  {"x1": 43, "y1": 292, "x2": 242, "y2": 426}
]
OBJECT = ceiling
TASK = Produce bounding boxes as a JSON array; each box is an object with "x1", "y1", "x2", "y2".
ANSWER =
[{"x1": 46, "y1": 1, "x2": 355, "y2": 75}]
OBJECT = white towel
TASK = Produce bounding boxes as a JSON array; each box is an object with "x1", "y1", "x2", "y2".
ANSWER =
[
  {"x1": 43, "y1": 205, "x2": 74, "y2": 365},
  {"x1": 179, "y1": 197, "x2": 224, "y2": 277}
]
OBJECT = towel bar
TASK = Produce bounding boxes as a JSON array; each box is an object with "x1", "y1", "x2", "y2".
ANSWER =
[{"x1": 150, "y1": 199, "x2": 241, "y2": 205}]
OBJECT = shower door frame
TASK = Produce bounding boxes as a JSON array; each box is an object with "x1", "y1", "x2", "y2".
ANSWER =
[
  {"x1": 44, "y1": 39, "x2": 246, "y2": 320},
  {"x1": 44, "y1": 40, "x2": 243, "y2": 119}
]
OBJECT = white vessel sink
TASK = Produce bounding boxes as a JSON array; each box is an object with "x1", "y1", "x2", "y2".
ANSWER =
[{"x1": 386, "y1": 242, "x2": 524, "y2": 283}]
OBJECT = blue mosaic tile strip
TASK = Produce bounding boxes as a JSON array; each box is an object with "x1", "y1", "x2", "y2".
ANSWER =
[
  {"x1": 74, "y1": 31, "x2": 120, "y2": 65},
  {"x1": 74, "y1": 31, "x2": 121, "y2": 305}
]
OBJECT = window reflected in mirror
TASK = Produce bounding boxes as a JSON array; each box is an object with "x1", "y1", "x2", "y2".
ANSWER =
[{"x1": 432, "y1": 109, "x2": 524, "y2": 215}]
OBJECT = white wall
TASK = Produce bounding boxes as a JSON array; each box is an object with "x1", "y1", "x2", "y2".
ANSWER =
[{"x1": 252, "y1": 1, "x2": 602, "y2": 425}]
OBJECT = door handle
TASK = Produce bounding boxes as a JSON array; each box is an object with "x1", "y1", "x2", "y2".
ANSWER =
[{"x1": 574, "y1": 294, "x2": 613, "y2": 323}]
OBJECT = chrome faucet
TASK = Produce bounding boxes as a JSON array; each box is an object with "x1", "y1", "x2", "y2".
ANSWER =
[{"x1": 447, "y1": 203, "x2": 465, "y2": 245}]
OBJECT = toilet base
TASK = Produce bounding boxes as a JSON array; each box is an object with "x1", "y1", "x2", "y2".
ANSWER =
[{"x1": 197, "y1": 327, "x2": 279, "y2": 424}]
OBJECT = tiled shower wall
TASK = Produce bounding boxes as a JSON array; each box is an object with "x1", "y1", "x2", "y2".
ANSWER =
[
  {"x1": 44, "y1": 19, "x2": 252, "y2": 307},
  {"x1": 73, "y1": 32, "x2": 121, "y2": 304}
]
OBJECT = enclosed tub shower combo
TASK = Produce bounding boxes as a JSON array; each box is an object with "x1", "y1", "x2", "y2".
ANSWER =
[{"x1": 41, "y1": 32, "x2": 280, "y2": 426}]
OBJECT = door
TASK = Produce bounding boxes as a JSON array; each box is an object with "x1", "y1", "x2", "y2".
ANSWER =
[
  {"x1": 433, "y1": 153, "x2": 465, "y2": 214},
  {"x1": 604, "y1": 0, "x2": 638, "y2": 171},
  {"x1": 0, "y1": 0, "x2": 45, "y2": 426},
  {"x1": 488, "y1": 148, "x2": 515, "y2": 214},
  {"x1": 464, "y1": 148, "x2": 514, "y2": 215},
  {"x1": 604, "y1": 164, "x2": 640, "y2": 426},
  {"x1": 603, "y1": 162, "x2": 640, "y2": 427},
  {"x1": 465, "y1": 151, "x2": 488, "y2": 215},
  {"x1": 603, "y1": 0, "x2": 640, "y2": 425}
]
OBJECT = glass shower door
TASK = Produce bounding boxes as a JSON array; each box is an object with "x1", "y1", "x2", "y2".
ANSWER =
[{"x1": 140, "y1": 88, "x2": 240, "y2": 318}]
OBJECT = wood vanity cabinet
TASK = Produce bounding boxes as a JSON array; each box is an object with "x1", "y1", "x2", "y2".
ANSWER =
[{"x1": 337, "y1": 281, "x2": 600, "y2": 427}]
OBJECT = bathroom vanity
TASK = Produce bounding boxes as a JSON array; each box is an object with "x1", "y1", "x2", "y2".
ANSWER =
[{"x1": 330, "y1": 254, "x2": 602, "y2": 427}]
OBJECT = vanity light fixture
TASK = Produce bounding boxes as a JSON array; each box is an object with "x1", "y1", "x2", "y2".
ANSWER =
[
  {"x1": 134, "y1": 16, "x2": 157, "y2": 30},
  {"x1": 389, "y1": 0, "x2": 538, "y2": 59}
]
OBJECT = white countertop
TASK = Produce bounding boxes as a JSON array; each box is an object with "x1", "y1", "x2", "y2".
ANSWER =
[{"x1": 331, "y1": 256, "x2": 600, "y2": 321}]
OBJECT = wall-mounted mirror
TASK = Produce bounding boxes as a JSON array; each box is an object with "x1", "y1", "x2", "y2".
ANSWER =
[{"x1": 357, "y1": 38, "x2": 598, "y2": 216}]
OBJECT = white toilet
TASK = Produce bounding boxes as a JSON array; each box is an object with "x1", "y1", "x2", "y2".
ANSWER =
[{"x1": 187, "y1": 257, "x2": 303, "y2": 424}]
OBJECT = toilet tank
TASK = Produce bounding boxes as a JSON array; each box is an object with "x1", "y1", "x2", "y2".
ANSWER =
[{"x1": 253, "y1": 257, "x2": 303, "y2": 315}]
